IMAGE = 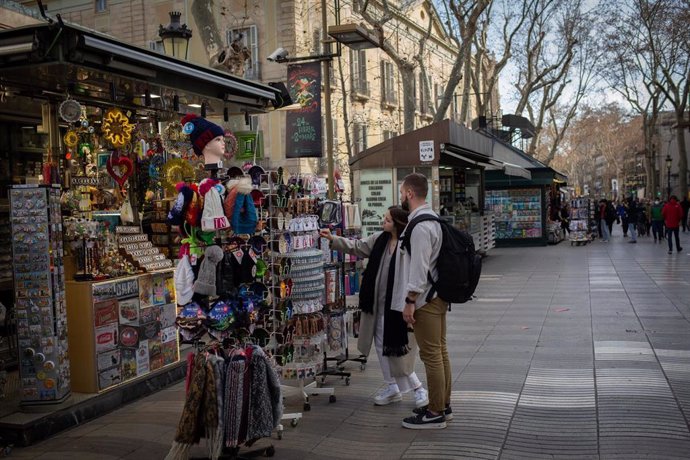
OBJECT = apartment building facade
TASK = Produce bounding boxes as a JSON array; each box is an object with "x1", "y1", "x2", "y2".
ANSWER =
[{"x1": 7, "y1": 0, "x2": 489, "y2": 194}]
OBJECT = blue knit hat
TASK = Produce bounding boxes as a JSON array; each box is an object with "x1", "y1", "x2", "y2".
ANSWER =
[{"x1": 181, "y1": 113, "x2": 225, "y2": 156}]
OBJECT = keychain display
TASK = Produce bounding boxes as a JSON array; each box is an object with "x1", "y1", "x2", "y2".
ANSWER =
[{"x1": 10, "y1": 185, "x2": 71, "y2": 403}]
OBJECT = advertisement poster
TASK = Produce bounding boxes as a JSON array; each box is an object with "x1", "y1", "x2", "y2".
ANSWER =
[
  {"x1": 286, "y1": 62, "x2": 322, "y2": 158},
  {"x1": 138, "y1": 275, "x2": 153, "y2": 307},
  {"x1": 97, "y1": 349, "x2": 121, "y2": 372},
  {"x1": 359, "y1": 169, "x2": 395, "y2": 237},
  {"x1": 95, "y1": 323, "x2": 118, "y2": 353},
  {"x1": 121, "y1": 348, "x2": 137, "y2": 381},
  {"x1": 94, "y1": 299, "x2": 118, "y2": 328},
  {"x1": 136, "y1": 340, "x2": 150, "y2": 376}
]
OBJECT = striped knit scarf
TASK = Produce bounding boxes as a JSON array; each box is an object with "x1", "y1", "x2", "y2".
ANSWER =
[{"x1": 224, "y1": 359, "x2": 245, "y2": 448}]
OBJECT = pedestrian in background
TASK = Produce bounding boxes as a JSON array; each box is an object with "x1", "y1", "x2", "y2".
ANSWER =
[
  {"x1": 627, "y1": 198, "x2": 638, "y2": 243},
  {"x1": 560, "y1": 203, "x2": 571, "y2": 235},
  {"x1": 605, "y1": 200, "x2": 617, "y2": 238},
  {"x1": 395, "y1": 173, "x2": 450, "y2": 430},
  {"x1": 681, "y1": 196, "x2": 690, "y2": 232},
  {"x1": 662, "y1": 195, "x2": 684, "y2": 254},
  {"x1": 650, "y1": 198, "x2": 664, "y2": 243},
  {"x1": 598, "y1": 199, "x2": 609, "y2": 242},
  {"x1": 617, "y1": 200, "x2": 629, "y2": 237},
  {"x1": 320, "y1": 207, "x2": 429, "y2": 409}
]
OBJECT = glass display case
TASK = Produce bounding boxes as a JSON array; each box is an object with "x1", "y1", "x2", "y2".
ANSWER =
[{"x1": 485, "y1": 188, "x2": 543, "y2": 239}]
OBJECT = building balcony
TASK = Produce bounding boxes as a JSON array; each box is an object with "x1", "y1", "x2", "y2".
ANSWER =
[{"x1": 351, "y1": 80, "x2": 370, "y2": 101}]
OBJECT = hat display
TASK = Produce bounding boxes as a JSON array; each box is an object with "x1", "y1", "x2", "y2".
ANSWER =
[
  {"x1": 248, "y1": 165, "x2": 265, "y2": 186},
  {"x1": 250, "y1": 189, "x2": 265, "y2": 208},
  {"x1": 227, "y1": 166, "x2": 245, "y2": 179},
  {"x1": 181, "y1": 113, "x2": 225, "y2": 157},
  {"x1": 174, "y1": 254, "x2": 195, "y2": 305}
]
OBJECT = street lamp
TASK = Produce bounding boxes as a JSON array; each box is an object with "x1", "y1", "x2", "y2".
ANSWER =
[
  {"x1": 665, "y1": 153, "x2": 672, "y2": 199},
  {"x1": 159, "y1": 12, "x2": 192, "y2": 60}
]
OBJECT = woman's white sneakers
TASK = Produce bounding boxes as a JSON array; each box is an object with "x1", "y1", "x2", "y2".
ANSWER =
[
  {"x1": 374, "y1": 385, "x2": 402, "y2": 405},
  {"x1": 414, "y1": 387, "x2": 429, "y2": 408}
]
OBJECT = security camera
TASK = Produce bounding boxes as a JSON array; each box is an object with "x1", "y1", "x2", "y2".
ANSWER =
[{"x1": 267, "y1": 47, "x2": 289, "y2": 62}]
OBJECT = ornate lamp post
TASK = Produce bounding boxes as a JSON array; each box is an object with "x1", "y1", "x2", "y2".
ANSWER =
[{"x1": 159, "y1": 12, "x2": 192, "y2": 60}]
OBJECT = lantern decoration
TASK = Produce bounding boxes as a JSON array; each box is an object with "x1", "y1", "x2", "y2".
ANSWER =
[
  {"x1": 161, "y1": 158, "x2": 195, "y2": 196},
  {"x1": 102, "y1": 108, "x2": 135, "y2": 147}
]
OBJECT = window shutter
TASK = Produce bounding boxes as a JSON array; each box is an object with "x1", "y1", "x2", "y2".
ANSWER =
[{"x1": 380, "y1": 60, "x2": 386, "y2": 102}]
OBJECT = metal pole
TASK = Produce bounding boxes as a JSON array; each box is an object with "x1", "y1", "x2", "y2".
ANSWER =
[
  {"x1": 322, "y1": 0, "x2": 334, "y2": 199},
  {"x1": 667, "y1": 165, "x2": 672, "y2": 199}
]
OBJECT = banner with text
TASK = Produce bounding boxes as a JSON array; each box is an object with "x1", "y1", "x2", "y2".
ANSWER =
[
  {"x1": 359, "y1": 169, "x2": 394, "y2": 237},
  {"x1": 286, "y1": 62, "x2": 322, "y2": 158}
]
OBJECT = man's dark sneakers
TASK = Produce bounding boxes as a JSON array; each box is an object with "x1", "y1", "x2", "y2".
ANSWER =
[
  {"x1": 402, "y1": 410, "x2": 446, "y2": 429},
  {"x1": 413, "y1": 405, "x2": 453, "y2": 421}
]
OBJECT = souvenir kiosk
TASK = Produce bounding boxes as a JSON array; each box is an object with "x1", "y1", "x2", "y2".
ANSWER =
[
  {"x1": 484, "y1": 147, "x2": 567, "y2": 247},
  {"x1": 0, "y1": 21, "x2": 280, "y2": 445},
  {"x1": 349, "y1": 120, "x2": 532, "y2": 254}
]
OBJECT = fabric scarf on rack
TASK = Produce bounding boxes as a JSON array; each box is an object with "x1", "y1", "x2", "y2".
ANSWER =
[
  {"x1": 246, "y1": 347, "x2": 283, "y2": 442},
  {"x1": 207, "y1": 355, "x2": 226, "y2": 460},
  {"x1": 165, "y1": 353, "x2": 208, "y2": 460},
  {"x1": 224, "y1": 358, "x2": 246, "y2": 448}
]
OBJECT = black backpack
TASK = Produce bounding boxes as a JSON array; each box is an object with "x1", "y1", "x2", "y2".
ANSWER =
[{"x1": 400, "y1": 215, "x2": 482, "y2": 306}]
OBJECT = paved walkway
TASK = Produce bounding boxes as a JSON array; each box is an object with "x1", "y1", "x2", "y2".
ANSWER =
[{"x1": 10, "y1": 228, "x2": 690, "y2": 459}]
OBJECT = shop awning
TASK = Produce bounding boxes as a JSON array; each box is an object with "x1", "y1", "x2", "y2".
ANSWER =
[
  {"x1": 440, "y1": 143, "x2": 531, "y2": 179},
  {"x1": 0, "y1": 22, "x2": 280, "y2": 114},
  {"x1": 500, "y1": 162, "x2": 532, "y2": 180}
]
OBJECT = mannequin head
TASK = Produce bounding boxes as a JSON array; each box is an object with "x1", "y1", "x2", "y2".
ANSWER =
[{"x1": 181, "y1": 113, "x2": 225, "y2": 165}]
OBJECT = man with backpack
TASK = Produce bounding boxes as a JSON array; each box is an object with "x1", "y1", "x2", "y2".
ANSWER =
[{"x1": 393, "y1": 172, "x2": 450, "y2": 430}]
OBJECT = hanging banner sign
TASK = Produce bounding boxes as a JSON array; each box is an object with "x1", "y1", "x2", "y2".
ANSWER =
[{"x1": 286, "y1": 62, "x2": 323, "y2": 158}]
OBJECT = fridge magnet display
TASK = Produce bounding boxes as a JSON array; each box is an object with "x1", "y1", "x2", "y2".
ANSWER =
[
  {"x1": 160, "y1": 326, "x2": 177, "y2": 344},
  {"x1": 138, "y1": 274, "x2": 154, "y2": 307},
  {"x1": 160, "y1": 304, "x2": 176, "y2": 328},
  {"x1": 94, "y1": 299, "x2": 119, "y2": 327},
  {"x1": 149, "y1": 339, "x2": 162, "y2": 358},
  {"x1": 95, "y1": 323, "x2": 118, "y2": 353},
  {"x1": 136, "y1": 341, "x2": 150, "y2": 376},
  {"x1": 149, "y1": 354, "x2": 164, "y2": 371},
  {"x1": 118, "y1": 297, "x2": 140, "y2": 325},
  {"x1": 98, "y1": 366, "x2": 122, "y2": 390},
  {"x1": 121, "y1": 348, "x2": 137, "y2": 381},
  {"x1": 152, "y1": 273, "x2": 175, "y2": 305},
  {"x1": 161, "y1": 342, "x2": 178, "y2": 366},
  {"x1": 119, "y1": 325, "x2": 140, "y2": 348},
  {"x1": 139, "y1": 305, "x2": 161, "y2": 325},
  {"x1": 138, "y1": 321, "x2": 161, "y2": 341},
  {"x1": 97, "y1": 349, "x2": 121, "y2": 372}
]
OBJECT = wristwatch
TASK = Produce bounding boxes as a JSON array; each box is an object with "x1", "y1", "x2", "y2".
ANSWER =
[{"x1": 405, "y1": 297, "x2": 415, "y2": 304}]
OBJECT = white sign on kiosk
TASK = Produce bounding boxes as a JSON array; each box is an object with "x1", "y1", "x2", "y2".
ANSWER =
[{"x1": 419, "y1": 140, "x2": 435, "y2": 162}]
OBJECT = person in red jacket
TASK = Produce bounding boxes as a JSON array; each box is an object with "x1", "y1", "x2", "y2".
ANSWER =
[{"x1": 662, "y1": 195, "x2": 684, "y2": 254}]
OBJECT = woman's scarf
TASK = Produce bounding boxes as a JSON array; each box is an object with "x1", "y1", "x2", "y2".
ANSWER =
[
  {"x1": 358, "y1": 232, "x2": 390, "y2": 314},
  {"x1": 382, "y1": 249, "x2": 410, "y2": 357}
]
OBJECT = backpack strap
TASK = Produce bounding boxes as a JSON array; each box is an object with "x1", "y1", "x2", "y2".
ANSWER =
[
  {"x1": 400, "y1": 214, "x2": 441, "y2": 253},
  {"x1": 399, "y1": 214, "x2": 442, "y2": 303}
]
